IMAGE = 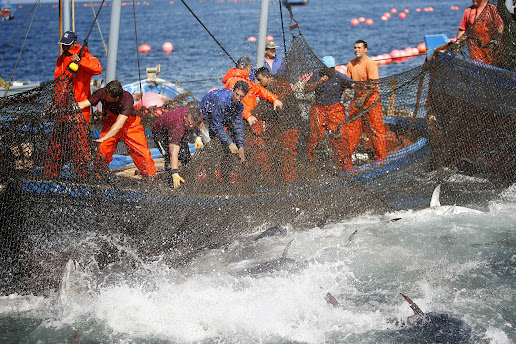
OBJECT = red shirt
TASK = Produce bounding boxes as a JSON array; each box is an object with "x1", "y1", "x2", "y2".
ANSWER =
[
  {"x1": 152, "y1": 107, "x2": 189, "y2": 145},
  {"x1": 88, "y1": 89, "x2": 136, "y2": 118}
]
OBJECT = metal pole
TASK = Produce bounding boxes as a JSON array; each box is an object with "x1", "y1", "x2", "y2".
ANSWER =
[
  {"x1": 106, "y1": 0, "x2": 122, "y2": 83},
  {"x1": 62, "y1": 0, "x2": 70, "y2": 32},
  {"x1": 256, "y1": 0, "x2": 269, "y2": 68}
]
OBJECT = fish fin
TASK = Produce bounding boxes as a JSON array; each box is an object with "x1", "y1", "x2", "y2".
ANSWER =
[
  {"x1": 430, "y1": 184, "x2": 441, "y2": 208},
  {"x1": 400, "y1": 293, "x2": 425, "y2": 316},
  {"x1": 282, "y1": 239, "x2": 294, "y2": 259},
  {"x1": 348, "y1": 229, "x2": 358, "y2": 242},
  {"x1": 325, "y1": 292, "x2": 339, "y2": 307}
]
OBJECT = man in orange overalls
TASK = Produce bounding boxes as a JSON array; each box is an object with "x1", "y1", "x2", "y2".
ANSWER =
[
  {"x1": 345, "y1": 40, "x2": 386, "y2": 171},
  {"x1": 305, "y1": 56, "x2": 353, "y2": 171},
  {"x1": 222, "y1": 57, "x2": 283, "y2": 177},
  {"x1": 44, "y1": 31, "x2": 102, "y2": 179},
  {"x1": 78, "y1": 80, "x2": 157, "y2": 178}
]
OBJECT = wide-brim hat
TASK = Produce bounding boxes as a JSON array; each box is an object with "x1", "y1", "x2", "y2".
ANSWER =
[{"x1": 265, "y1": 41, "x2": 279, "y2": 49}]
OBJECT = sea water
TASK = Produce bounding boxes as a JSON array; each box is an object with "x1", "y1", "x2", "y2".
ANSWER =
[{"x1": 1, "y1": 0, "x2": 515, "y2": 343}]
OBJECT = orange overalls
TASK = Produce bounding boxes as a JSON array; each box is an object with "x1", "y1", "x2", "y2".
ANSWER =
[
  {"x1": 44, "y1": 46, "x2": 102, "y2": 179},
  {"x1": 344, "y1": 90, "x2": 386, "y2": 170},
  {"x1": 307, "y1": 102, "x2": 349, "y2": 171},
  {"x1": 345, "y1": 56, "x2": 386, "y2": 170},
  {"x1": 99, "y1": 113, "x2": 157, "y2": 178},
  {"x1": 222, "y1": 68, "x2": 280, "y2": 178}
]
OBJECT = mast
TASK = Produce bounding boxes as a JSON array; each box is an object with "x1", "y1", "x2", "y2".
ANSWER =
[
  {"x1": 105, "y1": 0, "x2": 122, "y2": 83},
  {"x1": 256, "y1": 0, "x2": 269, "y2": 68}
]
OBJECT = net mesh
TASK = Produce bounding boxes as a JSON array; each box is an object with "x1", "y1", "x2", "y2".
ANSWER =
[{"x1": 0, "y1": 0, "x2": 515, "y2": 294}]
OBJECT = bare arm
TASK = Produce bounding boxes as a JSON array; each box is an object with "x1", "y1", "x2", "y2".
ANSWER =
[
  {"x1": 304, "y1": 75, "x2": 329, "y2": 93},
  {"x1": 77, "y1": 99, "x2": 91, "y2": 110},
  {"x1": 96, "y1": 115, "x2": 128, "y2": 143},
  {"x1": 169, "y1": 143, "x2": 180, "y2": 170}
]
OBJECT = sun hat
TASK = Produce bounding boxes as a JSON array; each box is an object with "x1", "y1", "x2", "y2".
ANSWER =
[{"x1": 265, "y1": 41, "x2": 279, "y2": 49}]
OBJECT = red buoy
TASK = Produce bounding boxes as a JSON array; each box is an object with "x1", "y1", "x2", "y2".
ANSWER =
[
  {"x1": 162, "y1": 42, "x2": 173, "y2": 53},
  {"x1": 365, "y1": 18, "x2": 374, "y2": 25},
  {"x1": 390, "y1": 8, "x2": 397, "y2": 14},
  {"x1": 399, "y1": 12, "x2": 407, "y2": 19},
  {"x1": 139, "y1": 44, "x2": 151, "y2": 53},
  {"x1": 417, "y1": 42, "x2": 426, "y2": 54},
  {"x1": 351, "y1": 18, "x2": 360, "y2": 26},
  {"x1": 266, "y1": 35, "x2": 274, "y2": 41},
  {"x1": 248, "y1": 36, "x2": 257, "y2": 42}
]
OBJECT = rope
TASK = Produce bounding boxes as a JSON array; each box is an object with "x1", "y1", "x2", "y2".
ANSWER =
[
  {"x1": 78, "y1": 0, "x2": 106, "y2": 59},
  {"x1": 278, "y1": 0, "x2": 287, "y2": 57},
  {"x1": 89, "y1": 0, "x2": 108, "y2": 55},
  {"x1": 180, "y1": 0, "x2": 236, "y2": 65},
  {"x1": 0, "y1": 0, "x2": 39, "y2": 65},
  {"x1": 132, "y1": 0, "x2": 143, "y2": 96},
  {"x1": 3, "y1": 0, "x2": 40, "y2": 97}
]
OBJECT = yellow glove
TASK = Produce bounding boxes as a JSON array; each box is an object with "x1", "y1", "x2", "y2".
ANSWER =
[
  {"x1": 228, "y1": 143, "x2": 239, "y2": 155},
  {"x1": 172, "y1": 173, "x2": 184, "y2": 189},
  {"x1": 194, "y1": 136, "x2": 204, "y2": 150}
]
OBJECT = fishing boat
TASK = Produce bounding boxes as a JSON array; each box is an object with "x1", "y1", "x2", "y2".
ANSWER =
[
  {"x1": 0, "y1": 4, "x2": 15, "y2": 21},
  {"x1": 283, "y1": 0, "x2": 309, "y2": 5}
]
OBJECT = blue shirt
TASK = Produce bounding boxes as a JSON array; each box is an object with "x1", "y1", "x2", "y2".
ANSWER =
[
  {"x1": 309, "y1": 69, "x2": 352, "y2": 106},
  {"x1": 264, "y1": 55, "x2": 284, "y2": 75},
  {"x1": 199, "y1": 89, "x2": 245, "y2": 148}
]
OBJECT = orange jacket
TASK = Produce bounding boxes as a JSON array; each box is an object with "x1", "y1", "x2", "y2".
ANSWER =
[
  {"x1": 222, "y1": 67, "x2": 278, "y2": 120},
  {"x1": 55, "y1": 44, "x2": 102, "y2": 122}
]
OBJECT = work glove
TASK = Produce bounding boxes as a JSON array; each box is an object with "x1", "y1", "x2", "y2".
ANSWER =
[
  {"x1": 172, "y1": 173, "x2": 184, "y2": 189},
  {"x1": 228, "y1": 143, "x2": 239, "y2": 155},
  {"x1": 194, "y1": 136, "x2": 204, "y2": 150}
]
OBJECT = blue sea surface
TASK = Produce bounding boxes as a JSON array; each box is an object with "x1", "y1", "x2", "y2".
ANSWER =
[
  {"x1": 2, "y1": 1, "x2": 515, "y2": 344},
  {"x1": 1, "y1": 0, "x2": 470, "y2": 98}
]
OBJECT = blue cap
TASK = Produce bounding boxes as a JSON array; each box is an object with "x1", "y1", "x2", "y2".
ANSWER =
[
  {"x1": 58, "y1": 31, "x2": 77, "y2": 45},
  {"x1": 322, "y1": 56, "x2": 336, "y2": 68}
]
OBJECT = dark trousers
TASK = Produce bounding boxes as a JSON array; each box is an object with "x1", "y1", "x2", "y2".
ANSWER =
[{"x1": 153, "y1": 131, "x2": 191, "y2": 171}]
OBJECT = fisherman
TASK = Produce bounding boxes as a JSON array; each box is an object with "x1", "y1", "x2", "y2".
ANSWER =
[
  {"x1": 199, "y1": 80, "x2": 249, "y2": 163},
  {"x1": 304, "y1": 55, "x2": 353, "y2": 171},
  {"x1": 456, "y1": 0, "x2": 503, "y2": 65},
  {"x1": 255, "y1": 67, "x2": 300, "y2": 181},
  {"x1": 54, "y1": 31, "x2": 102, "y2": 123},
  {"x1": 345, "y1": 41, "x2": 387, "y2": 170},
  {"x1": 263, "y1": 40, "x2": 284, "y2": 75},
  {"x1": 152, "y1": 106, "x2": 204, "y2": 189},
  {"x1": 77, "y1": 80, "x2": 157, "y2": 178},
  {"x1": 222, "y1": 56, "x2": 283, "y2": 127},
  {"x1": 44, "y1": 31, "x2": 102, "y2": 179}
]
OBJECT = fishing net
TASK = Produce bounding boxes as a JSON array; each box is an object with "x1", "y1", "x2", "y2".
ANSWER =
[{"x1": 0, "y1": 0, "x2": 515, "y2": 294}]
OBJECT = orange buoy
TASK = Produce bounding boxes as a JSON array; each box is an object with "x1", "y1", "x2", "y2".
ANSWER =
[
  {"x1": 384, "y1": 12, "x2": 391, "y2": 19},
  {"x1": 399, "y1": 12, "x2": 407, "y2": 19},
  {"x1": 404, "y1": 9, "x2": 409, "y2": 13},
  {"x1": 417, "y1": 42, "x2": 426, "y2": 53},
  {"x1": 359, "y1": 16, "x2": 366, "y2": 22},
  {"x1": 365, "y1": 18, "x2": 374, "y2": 25},
  {"x1": 351, "y1": 18, "x2": 360, "y2": 25},
  {"x1": 335, "y1": 65, "x2": 346, "y2": 74},
  {"x1": 266, "y1": 35, "x2": 274, "y2": 41},
  {"x1": 162, "y1": 42, "x2": 174, "y2": 53},
  {"x1": 381, "y1": 16, "x2": 388, "y2": 21},
  {"x1": 390, "y1": 49, "x2": 402, "y2": 59},
  {"x1": 248, "y1": 36, "x2": 257, "y2": 42},
  {"x1": 382, "y1": 54, "x2": 392, "y2": 64},
  {"x1": 415, "y1": 8, "x2": 421, "y2": 12},
  {"x1": 139, "y1": 44, "x2": 151, "y2": 53},
  {"x1": 390, "y1": 8, "x2": 397, "y2": 14}
]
